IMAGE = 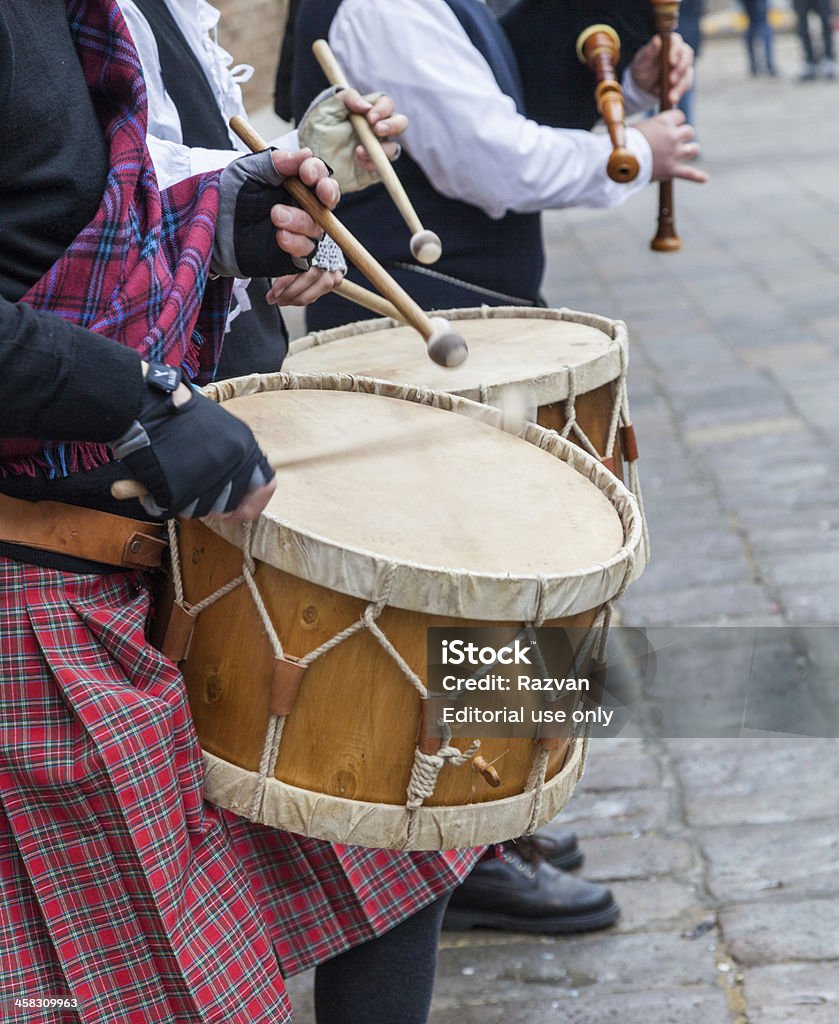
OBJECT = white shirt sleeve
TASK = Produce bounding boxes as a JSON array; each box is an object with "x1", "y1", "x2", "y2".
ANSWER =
[
  {"x1": 330, "y1": 0, "x2": 652, "y2": 221},
  {"x1": 621, "y1": 64, "x2": 659, "y2": 116},
  {"x1": 119, "y1": 0, "x2": 249, "y2": 186}
]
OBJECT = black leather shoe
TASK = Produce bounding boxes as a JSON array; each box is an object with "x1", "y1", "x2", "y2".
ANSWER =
[
  {"x1": 529, "y1": 827, "x2": 584, "y2": 871},
  {"x1": 443, "y1": 837, "x2": 619, "y2": 934}
]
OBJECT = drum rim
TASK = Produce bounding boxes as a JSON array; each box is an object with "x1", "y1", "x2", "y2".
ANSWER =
[
  {"x1": 202, "y1": 371, "x2": 643, "y2": 621},
  {"x1": 287, "y1": 305, "x2": 629, "y2": 405},
  {"x1": 201, "y1": 739, "x2": 586, "y2": 851}
]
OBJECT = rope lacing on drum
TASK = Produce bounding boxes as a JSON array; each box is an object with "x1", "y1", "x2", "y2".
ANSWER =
[
  {"x1": 167, "y1": 520, "x2": 434, "y2": 821},
  {"x1": 404, "y1": 728, "x2": 481, "y2": 846},
  {"x1": 293, "y1": 562, "x2": 427, "y2": 698},
  {"x1": 518, "y1": 570, "x2": 621, "y2": 836},
  {"x1": 613, "y1": 337, "x2": 650, "y2": 562},
  {"x1": 166, "y1": 519, "x2": 246, "y2": 618}
]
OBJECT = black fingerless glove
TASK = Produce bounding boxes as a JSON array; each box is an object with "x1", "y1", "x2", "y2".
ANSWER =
[
  {"x1": 212, "y1": 149, "x2": 315, "y2": 279},
  {"x1": 109, "y1": 363, "x2": 274, "y2": 518}
]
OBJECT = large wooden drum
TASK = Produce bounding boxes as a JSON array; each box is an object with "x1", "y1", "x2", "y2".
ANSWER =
[
  {"x1": 287, "y1": 307, "x2": 645, "y2": 557},
  {"x1": 162, "y1": 373, "x2": 644, "y2": 850}
]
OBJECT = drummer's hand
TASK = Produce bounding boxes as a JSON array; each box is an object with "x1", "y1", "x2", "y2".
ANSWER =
[
  {"x1": 271, "y1": 149, "x2": 340, "y2": 209},
  {"x1": 267, "y1": 266, "x2": 345, "y2": 306},
  {"x1": 339, "y1": 89, "x2": 408, "y2": 168},
  {"x1": 268, "y1": 150, "x2": 340, "y2": 260},
  {"x1": 110, "y1": 363, "x2": 277, "y2": 521},
  {"x1": 216, "y1": 476, "x2": 277, "y2": 524},
  {"x1": 630, "y1": 32, "x2": 695, "y2": 106},
  {"x1": 212, "y1": 149, "x2": 340, "y2": 277}
]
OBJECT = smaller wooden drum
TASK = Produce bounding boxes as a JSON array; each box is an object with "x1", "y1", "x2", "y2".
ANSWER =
[
  {"x1": 287, "y1": 306, "x2": 647, "y2": 562},
  {"x1": 160, "y1": 373, "x2": 644, "y2": 850}
]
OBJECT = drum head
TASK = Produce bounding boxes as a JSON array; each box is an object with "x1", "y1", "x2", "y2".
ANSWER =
[
  {"x1": 205, "y1": 374, "x2": 642, "y2": 621},
  {"x1": 287, "y1": 307, "x2": 626, "y2": 405},
  {"x1": 224, "y1": 387, "x2": 619, "y2": 573}
]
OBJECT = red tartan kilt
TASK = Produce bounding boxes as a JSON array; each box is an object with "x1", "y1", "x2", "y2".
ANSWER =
[
  {"x1": 226, "y1": 819, "x2": 482, "y2": 977},
  {"x1": 0, "y1": 559, "x2": 289, "y2": 1023},
  {"x1": 0, "y1": 558, "x2": 482, "y2": 1019}
]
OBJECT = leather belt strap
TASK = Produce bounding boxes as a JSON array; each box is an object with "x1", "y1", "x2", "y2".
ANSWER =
[{"x1": 0, "y1": 492, "x2": 167, "y2": 570}]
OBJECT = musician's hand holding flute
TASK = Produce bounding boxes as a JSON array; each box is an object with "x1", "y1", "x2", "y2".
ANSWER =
[{"x1": 630, "y1": 29, "x2": 708, "y2": 188}]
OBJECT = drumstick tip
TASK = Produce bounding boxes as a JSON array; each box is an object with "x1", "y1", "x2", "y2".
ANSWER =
[
  {"x1": 410, "y1": 229, "x2": 442, "y2": 265},
  {"x1": 427, "y1": 318, "x2": 468, "y2": 367}
]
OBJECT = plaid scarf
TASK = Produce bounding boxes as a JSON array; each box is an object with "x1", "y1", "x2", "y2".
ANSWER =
[{"x1": 0, "y1": 0, "x2": 231, "y2": 476}]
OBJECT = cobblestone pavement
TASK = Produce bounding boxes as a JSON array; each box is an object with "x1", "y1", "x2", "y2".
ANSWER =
[{"x1": 280, "y1": 32, "x2": 839, "y2": 1024}]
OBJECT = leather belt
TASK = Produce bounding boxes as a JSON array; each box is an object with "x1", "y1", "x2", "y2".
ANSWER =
[{"x1": 0, "y1": 492, "x2": 167, "y2": 570}]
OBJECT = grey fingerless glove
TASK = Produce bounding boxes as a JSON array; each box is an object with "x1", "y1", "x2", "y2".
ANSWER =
[{"x1": 212, "y1": 149, "x2": 314, "y2": 279}]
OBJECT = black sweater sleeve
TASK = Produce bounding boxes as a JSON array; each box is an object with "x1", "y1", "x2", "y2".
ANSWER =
[{"x1": 0, "y1": 297, "x2": 145, "y2": 443}]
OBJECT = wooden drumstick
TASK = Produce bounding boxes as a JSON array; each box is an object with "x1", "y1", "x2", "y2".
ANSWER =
[
  {"x1": 229, "y1": 115, "x2": 468, "y2": 367},
  {"x1": 111, "y1": 418, "x2": 457, "y2": 502},
  {"x1": 576, "y1": 24, "x2": 639, "y2": 183},
  {"x1": 311, "y1": 38, "x2": 442, "y2": 266},
  {"x1": 649, "y1": 0, "x2": 682, "y2": 252},
  {"x1": 334, "y1": 278, "x2": 403, "y2": 322}
]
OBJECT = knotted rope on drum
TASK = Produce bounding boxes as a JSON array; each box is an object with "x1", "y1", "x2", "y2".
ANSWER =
[
  {"x1": 405, "y1": 727, "x2": 480, "y2": 846},
  {"x1": 164, "y1": 520, "x2": 291, "y2": 820},
  {"x1": 293, "y1": 562, "x2": 427, "y2": 699},
  {"x1": 242, "y1": 549, "x2": 432, "y2": 819},
  {"x1": 520, "y1": 576, "x2": 553, "y2": 834},
  {"x1": 553, "y1": 338, "x2": 648, "y2": 564},
  {"x1": 166, "y1": 519, "x2": 246, "y2": 614}
]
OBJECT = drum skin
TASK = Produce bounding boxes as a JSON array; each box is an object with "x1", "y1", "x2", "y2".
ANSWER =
[{"x1": 286, "y1": 307, "x2": 631, "y2": 479}]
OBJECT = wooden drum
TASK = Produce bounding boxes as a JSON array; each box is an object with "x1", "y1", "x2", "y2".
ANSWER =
[
  {"x1": 160, "y1": 373, "x2": 644, "y2": 850},
  {"x1": 287, "y1": 306, "x2": 647, "y2": 561}
]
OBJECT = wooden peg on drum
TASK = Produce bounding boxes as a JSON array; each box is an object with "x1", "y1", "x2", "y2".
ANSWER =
[
  {"x1": 472, "y1": 755, "x2": 502, "y2": 788},
  {"x1": 229, "y1": 115, "x2": 468, "y2": 368},
  {"x1": 311, "y1": 38, "x2": 443, "y2": 266},
  {"x1": 649, "y1": 0, "x2": 683, "y2": 252},
  {"x1": 576, "y1": 24, "x2": 639, "y2": 184}
]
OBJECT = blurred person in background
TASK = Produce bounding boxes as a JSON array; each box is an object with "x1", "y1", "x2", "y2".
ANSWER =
[
  {"x1": 793, "y1": 0, "x2": 836, "y2": 79},
  {"x1": 738, "y1": 0, "x2": 778, "y2": 77},
  {"x1": 678, "y1": 0, "x2": 706, "y2": 129}
]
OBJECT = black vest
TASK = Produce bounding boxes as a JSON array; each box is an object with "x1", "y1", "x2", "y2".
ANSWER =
[
  {"x1": 286, "y1": 0, "x2": 545, "y2": 331},
  {"x1": 133, "y1": 0, "x2": 288, "y2": 376},
  {"x1": 500, "y1": 0, "x2": 655, "y2": 129}
]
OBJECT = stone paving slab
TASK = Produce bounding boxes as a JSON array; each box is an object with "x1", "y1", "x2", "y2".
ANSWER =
[
  {"x1": 700, "y1": 819, "x2": 839, "y2": 901},
  {"x1": 433, "y1": 932, "x2": 720, "y2": 1002},
  {"x1": 606, "y1": 878, "x2": 708, "y2": 935},
  {"x1": 573, "y1": 835, "x2": 696, "y2": 882},
  {"x1": 573, "y1": 752, "x2": 661, "y2": 791},
  {"x1": 619, "y1": 581, "x2": 782, "y2": 626},
  {"x1": 743, "y1": 962, "x2": 839, "y2": 1024},
  {"x1": 672, "y1": 738, "x2": 839, "y2": 827},
  {"x1": 720, "y1": 899, "x2": 839, "y2": 965},
  {"x1": 427, "y1": 988, "x2": 731, "y2": 1024},
  {"x1": 540, "y1": 788, "x2": 673, "y2": 839}
]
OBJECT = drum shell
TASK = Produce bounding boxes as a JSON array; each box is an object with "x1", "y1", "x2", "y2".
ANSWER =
[
  {"x1": 174, "y1": 519, "x2": 596, "y2": 812},
  {"x1": 156, "y1": 373, "x2": 643, "y2": 849}
]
